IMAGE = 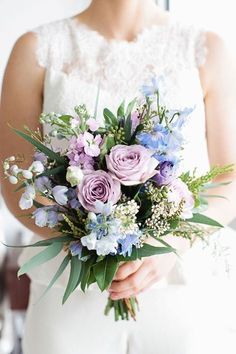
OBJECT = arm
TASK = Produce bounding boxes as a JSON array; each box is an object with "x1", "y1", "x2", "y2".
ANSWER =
[
  {"x1": 108, "y1": 32, "x2": 236, "y2": 300},
  {"x1": 0, "y1": 33, "x2": 55, "y2": 239},
  {"x1": 199, "y1": 32, "x2": 236, "y2": 225}
]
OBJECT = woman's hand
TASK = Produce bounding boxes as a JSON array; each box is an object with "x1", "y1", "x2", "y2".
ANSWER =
[
  {"x1": 108, "y1": 252, "x2": 178, "y2": 300},
  {"x1": 108, "y1": 235, "x2": 190, "y2": 300}
]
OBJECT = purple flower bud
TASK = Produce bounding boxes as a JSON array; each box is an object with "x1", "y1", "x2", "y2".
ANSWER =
[{"x1": 153, "y1": 161, "x2": 176, "y2": 186}]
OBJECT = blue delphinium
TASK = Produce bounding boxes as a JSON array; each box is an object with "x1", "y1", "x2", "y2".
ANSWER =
[
  {"x1": 141, "y1": 76, "x2": 165, "y2": 97},
  {"x1": 137, "y1": 124, "x2": 169, "y2": 150},
  {"x1": 117, "y1": 233, "x2": 141, "y2": 257}
]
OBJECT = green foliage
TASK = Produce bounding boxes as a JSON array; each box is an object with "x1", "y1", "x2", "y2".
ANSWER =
[
  {"x1": 63, "y1": 256, "x2": 82, "y2": 304},
  {"x1": 93, "y1": 256, "x2": 119, "y2": 291},
  {"x1": 187, "y1": 213, "x2": 223, "y2": 227}
]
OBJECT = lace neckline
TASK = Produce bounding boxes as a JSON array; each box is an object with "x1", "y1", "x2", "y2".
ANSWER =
[{"x1": 67, "y1": 16, "x2": 175, "y2": 46}]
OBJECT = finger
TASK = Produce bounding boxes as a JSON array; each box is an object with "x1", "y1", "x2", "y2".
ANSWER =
[
  {"x1": 110, "y1": 272, "x2": 155, "y2": 300},
  {"x1": 113, "y1": 260, "x2": 143, "y2": 281},
  {"x1": 109, "y1": 261, "x2": 149, "y2": 294}
]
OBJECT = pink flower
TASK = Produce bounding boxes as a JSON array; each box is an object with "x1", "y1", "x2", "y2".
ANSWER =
[
  {"x1": 167, "y1": 178, "x2": 195, "y2": 219},
  {"x1": 83, "y1": 132, "x2": 102, "y2": 157},
  {"x1": 87, "y1": 118, "x2": 100, "y2": 132},
  {"x1": 131, "y1": 112, "x2": 140, "y2": 133},
  {"x1": 77, "y1": 170, "x2": 121, "y2": 212},
  {"x1": 105, "y1": 145, "x2": 158, "y2": 186}
]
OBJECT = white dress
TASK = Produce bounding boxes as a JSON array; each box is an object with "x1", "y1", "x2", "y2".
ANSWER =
[{"x1": 19, "y1": 17, "x2": 236, "y2": 354}]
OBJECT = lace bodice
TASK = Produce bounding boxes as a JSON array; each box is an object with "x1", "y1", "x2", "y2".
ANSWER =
[{"x1": 32, "y1": 16, "x2": 209, "y2": 173}]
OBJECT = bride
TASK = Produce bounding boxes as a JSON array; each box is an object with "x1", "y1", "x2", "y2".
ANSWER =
[{"x1": 1, "y1": 0, "x2": 236, "y2": 353}]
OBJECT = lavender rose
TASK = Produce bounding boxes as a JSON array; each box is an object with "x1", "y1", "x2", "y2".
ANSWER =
[
  {"x1": 77, "y1": 170, "x2": 121, "y2": 212},
  {"x1": 105, "y1": 145, "x2": 158, "y2": 186}
]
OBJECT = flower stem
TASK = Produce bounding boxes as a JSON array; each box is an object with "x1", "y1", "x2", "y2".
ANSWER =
[{"x1": 104, "y1": 296, "x2": 139, "y2": 321}]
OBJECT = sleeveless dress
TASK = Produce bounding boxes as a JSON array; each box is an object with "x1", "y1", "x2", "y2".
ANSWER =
[{"x1": 19, "y1": 17, "x2": 236, "y2": 354}]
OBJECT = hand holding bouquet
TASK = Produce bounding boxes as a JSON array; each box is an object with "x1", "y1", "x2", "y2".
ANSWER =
[{"x1": 3, "y1": 78, "x2": 232, "y2": 320}]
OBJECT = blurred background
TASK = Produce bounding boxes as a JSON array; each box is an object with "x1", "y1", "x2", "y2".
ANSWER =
[{"x1": 0, "y1": 0, "x2": 235, "y2": 353}]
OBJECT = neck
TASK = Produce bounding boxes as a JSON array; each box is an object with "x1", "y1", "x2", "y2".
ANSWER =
[{"x1": 78, "y1": 0, "x2": 162, "y2": 41}]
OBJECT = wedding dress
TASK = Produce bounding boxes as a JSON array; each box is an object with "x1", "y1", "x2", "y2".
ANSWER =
[{"x1": 18, "y1": 17, "x2": 236, "y2": 354}]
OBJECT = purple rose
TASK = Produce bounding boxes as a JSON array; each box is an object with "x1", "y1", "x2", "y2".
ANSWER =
[
  {"x1": 105, "y1": 145, "x2": 158, "y2": 186},
  {"x1": 77, "y1": 170, "x2": 121, "y2": 212},
  {"x1": 153, "y1": 161, "x2": 177, "y2": 186}
]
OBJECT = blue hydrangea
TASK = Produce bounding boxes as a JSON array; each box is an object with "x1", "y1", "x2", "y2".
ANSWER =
[{"x1": 117, "y1": 233, "x2": 141, "y2": 257}]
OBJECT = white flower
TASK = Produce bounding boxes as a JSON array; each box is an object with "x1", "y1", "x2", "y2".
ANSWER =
[
  {"x1": 96, "y1": 237, "x2": 118, "y2": 256},
  {"x1": 19, "y1": 185, "x2": 36, "y2": 210},
  {"x1": 66, "y1": 166, "x2": 84, "y2": 187},
  {"x1": 81, "y1": 232, "x2": 97, "y2": 250},
  {"x1": 9, "y1": 176, "x2": 18, "y2": 184},
  {"x1": 94, "y1": 201, "x2": 115, "y2": 216},
  {"x1": 22, "y1": 170, "x2": 33, "y2": 179},
  {"x1": 30, "y1": 161, "x2": 44, "y2": 174}
]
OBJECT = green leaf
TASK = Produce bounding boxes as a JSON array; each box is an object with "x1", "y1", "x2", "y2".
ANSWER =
[
  {"x1": 124, "y1": 114, "x2": 132, "y2": 142},
  {"x1": 187, "y1": 213, "x2": 223, "y2": 227},
  {"x1": 38, "y1": 254, "x2": 70, "y2": 302},
  {"x1": 13, "y1": 128, "x2": 65, "y2": 164},
  {"x1": 38, "y1": 165, "x2": 66, "y2": 177},
  {"x1": 117, "y1": 100, "x2": 125, "y2": 118},
  {"x1": 117, "y1": 244, "x2": 175, "y2": 261},
  {"x1": 18, "y1": 242, "x2": 63, "y2": 277},
  {"x1": 2, "y1": 235, "x2": 74, "y2": 249},
  {"x1": 125, "y1": 98, "x2": 137, "y2": 117},
  {"x1": 33, "y1": 200, "x2": 45, "y2": 208},
  {"x1": 103, "y1": 108, "x2": 118, "y2": 127},
  {"x1": 14, "y1": 182, "x2": 27, "y2": 192},
  {"x1": 93, "y1": 256, "x2": 119, "y2": 291},
  {"x1": 58, "y1": 115, "x2": 72, "y2": 124},
  {"x1": 80, "y1": 257, "x2": 96, "y2": 292},
  {"x1": 62, "y1": 256, "x2": 82, "y2": 304}
]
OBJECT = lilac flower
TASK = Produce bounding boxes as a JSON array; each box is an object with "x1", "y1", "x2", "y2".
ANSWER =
[
  {"x1": 83, "y1": 132, "x2": 102, "y2": 157},
  {"x1": 67, "y1": 136, "x2": 95, "y2": 169},
  {"x1": 69, "y1": 241, "x2": 83, "y2": 258},
  {"x1": 52, "y1": 186, "x2": 68, "y2": 205},
  {"x1": 153, "y1": 161, "x2": 177, "y2": 186},
  {"x1": 33, "y1": 206, "x2": 62, "y2": 228},
  {"x1": 117, "y1": 233, "x2": 141, "y2": 257},
  {"x1": 70, "y1": 116, "x2": 81, "y2": 129},
  {"x1": 35, "y1": 176, "x2": 52, "y2": 193},
  {"x1": 87, "y1": 118, "x2": 100, "y2": 132},
  {"x1": 19, "y1": 185, "x2": 36, "y2": 210}
]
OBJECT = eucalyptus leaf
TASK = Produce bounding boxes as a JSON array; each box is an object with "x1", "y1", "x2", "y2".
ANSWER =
[
  {"x1": 117, "y1": 100, "x2": 125, "y2": 118},
  {"x1": 80, "y1": 257, "x2": 96, "y2": 292},
  {"x1": 38, "y1": 165, "x2": 66, "y2": 177},
  {"x1": 125, "y1": 98, "x2": 137, "y2": 117},
  {"x1": 18, "y1": 242, "x2": 63, "y2": 277},
  {"x1": 62, "y1": 256, "x2": 82, "y2": 304},
  {"x1": 103, "y1": 108, "x2": 118, "y2": 127},
  {"x1": 124, "y1": 114, "x2": 132, "y2": 142}
]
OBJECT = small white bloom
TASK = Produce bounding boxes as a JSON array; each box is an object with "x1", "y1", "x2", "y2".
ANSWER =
[
  {"x1": 96, "y1": 237, "x2": 118, "y2": 256},
  {"x1": 87, "y1": 212, "x2": 97, "y2": 223},
  {"x1": 22, "y1": 170, "x2": 33, "y2": 179},
  {"x1": 66, "y1": 166, "x2": 84, "y2": 187},
  {"x1": 52, "y1": 186, "x2": 68, "y2": 205},
  {"x1": 3, "y1": 162, "x2": 10, "y2": 171},
  {"x1": 30, "y1": 161, "x2": 44, "y2": 174},
  {"x1": 81, "y1": 232, "x2": 97, "y2": 250},
  {"x1": 19, "y1": 185, "x2": 36, "y2": 210},
  {"x1": 9, "y1": 176, "x2": 18, "y2": 184},
  {"x1": 10, "y1": 165, "x2": 20, "y2": 176}
]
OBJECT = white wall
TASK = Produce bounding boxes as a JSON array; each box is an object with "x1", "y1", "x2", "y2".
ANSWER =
[{"x1": 0, "y1": 0, "x2": 91, "y2": 84}]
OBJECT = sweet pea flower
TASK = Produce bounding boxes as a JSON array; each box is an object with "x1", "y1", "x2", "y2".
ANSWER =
[
  {"x1": 30, "y1": 161, "x2": 44, "y2": 174},
  {"x1": 52, "y1": 186, "x2": 68, "y2": 205},
  {"x1": 33, "y1": 206, "x2": 62, "y2": 228},
  {"x1": 78, "y1": 170, "x2": 121, "y2": 212},
  {"x1": 153, "y1": 161, "x2": 177, "y2": 186},
  {"x1": 35, "y1": 176, "x2": 52, "y2": 193},
  {"x1": 19, "y1": 185, "x2": 36, "y2": 210},
  {"x1": 106, "y1": 145, "x2": 158, "y2": 186},
  {"x1": 34, "y1": 151, "x2": 48, "y2": 165}
]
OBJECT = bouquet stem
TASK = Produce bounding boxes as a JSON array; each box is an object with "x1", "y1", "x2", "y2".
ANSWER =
[{"x1": 104, "y1": 296, "x2": 139, "y2": 321}]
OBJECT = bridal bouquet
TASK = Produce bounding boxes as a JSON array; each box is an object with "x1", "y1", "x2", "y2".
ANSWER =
[{"x1": 3, "y1": 78, "x2": 232, "y2": 321}]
